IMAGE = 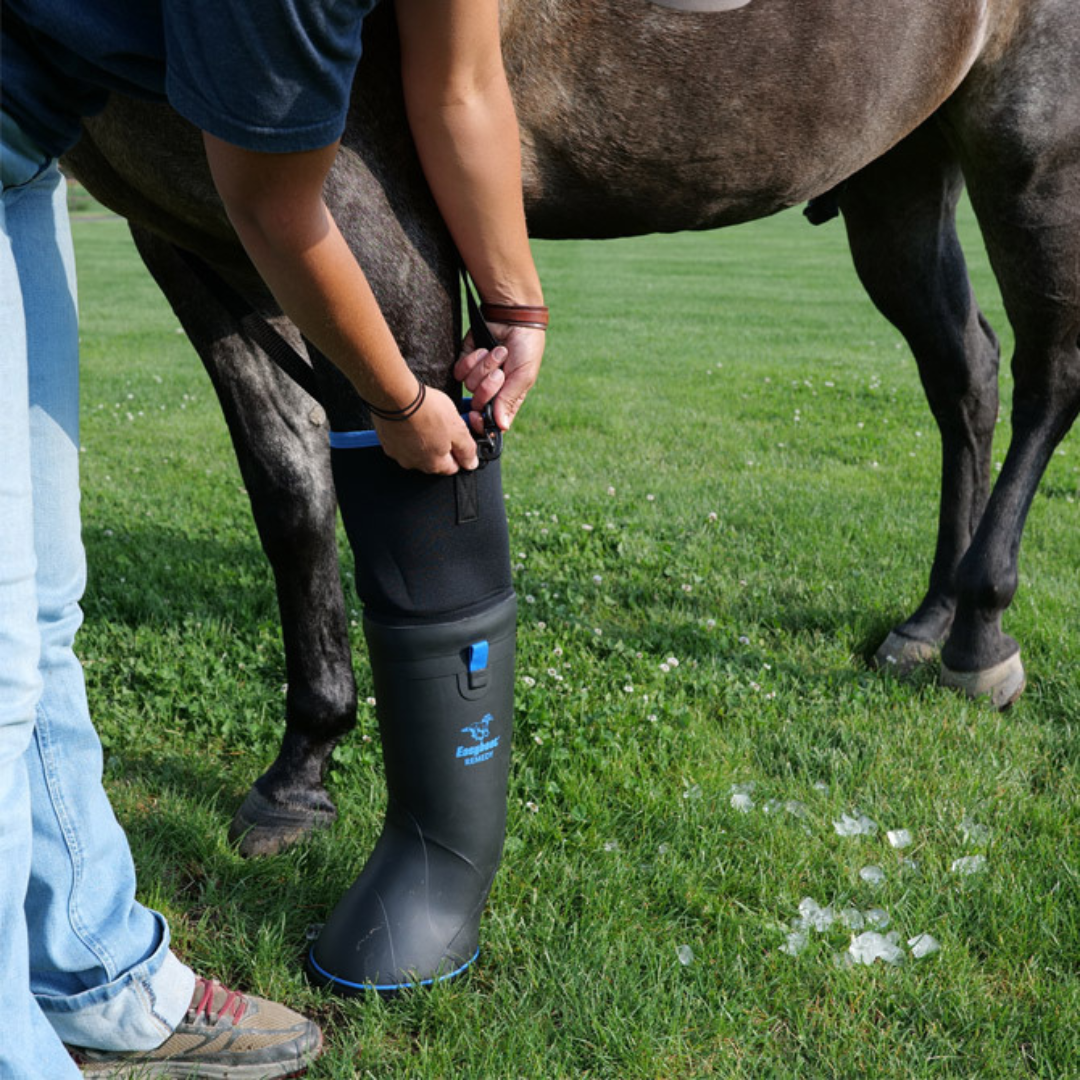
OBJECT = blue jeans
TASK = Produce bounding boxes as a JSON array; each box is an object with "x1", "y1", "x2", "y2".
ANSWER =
[{"x1": 1, "y1": 112, "x2": 195, "y2": 1079}]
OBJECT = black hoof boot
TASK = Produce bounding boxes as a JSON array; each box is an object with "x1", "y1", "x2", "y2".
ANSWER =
[{"x1": 307, "y1": 595, "x2": 516, "y2": 995}]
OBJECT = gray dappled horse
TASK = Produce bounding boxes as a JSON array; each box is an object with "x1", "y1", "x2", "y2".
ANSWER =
[{"x1": 65, "y1": 0, "x2": 1080, "y2": 854}]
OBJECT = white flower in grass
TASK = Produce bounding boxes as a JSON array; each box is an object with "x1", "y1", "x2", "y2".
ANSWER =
[
  {"x1": 738, "y1": 635, "x2": 750, "y2": 645},
  {"x1": 623, "y1": 684, "x2": 634, "y2": 693},
  {"x1": 365, "y1": 697, "x2": 377, "y2": 706},
  {"x1": 708, "y1": 512, "x2": 718, "y2": 522},
  {"x1": 647, "y1": 714, "x2": 658, "y2": 723},
  {"x1": 681, "y1": 583, "x2": 693, "y2": 593},
  {"x1": 521, "y1": 676, "x2": 536, "y2": 688},
  {"x1": 525, "y1": 800, "x2": 539, "y2": 813},
  {"x1": 659, "y1": 663, "x2": 671, "y2": 674},
  {"x1": 705, "y1": 619, "x2": 717, "y2": 630},
  {"x1": 524, "y1": 594, "x2": 535, "y2": 604},
  {"x1": 607, "y1": 486, "x2": 616, "y2": 496},
  {"x1": 592, "y1": 574, "x2": 603, "y2": 584},
  {"x1": 581, "y1": 523, "x2": 594, "y2": 532}
]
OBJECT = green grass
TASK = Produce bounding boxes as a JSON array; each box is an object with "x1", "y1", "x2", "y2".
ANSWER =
[{"x1": 72, "y1": 196, "x2": 1079, "y2": 1079}]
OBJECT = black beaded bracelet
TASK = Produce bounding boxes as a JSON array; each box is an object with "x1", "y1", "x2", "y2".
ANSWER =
[{"x1": 363, "y1": 379, "x2": 426, "y2": 421}]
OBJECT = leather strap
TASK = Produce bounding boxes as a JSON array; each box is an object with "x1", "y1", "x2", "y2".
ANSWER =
[{"x1": 479, "y1": 302, "x2": 549, "y2": 330}]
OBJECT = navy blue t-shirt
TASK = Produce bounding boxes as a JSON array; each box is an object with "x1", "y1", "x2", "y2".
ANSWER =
[{"x1": 1, "y1": 0, "x2": 378, "y2": 158}]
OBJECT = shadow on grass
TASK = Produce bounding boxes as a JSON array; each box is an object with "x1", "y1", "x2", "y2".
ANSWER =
[{"x1": 112, "y1": 743, "x2": 374, "y2": 939}]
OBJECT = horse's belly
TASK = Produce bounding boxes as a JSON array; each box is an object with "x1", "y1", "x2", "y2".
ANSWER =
[{"x1": 512, "y1": 0, "x2": 990, "y2": 238}]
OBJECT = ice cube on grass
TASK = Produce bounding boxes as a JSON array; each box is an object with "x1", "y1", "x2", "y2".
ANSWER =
[
  {"x1": 847, "y1": 930, "x2": 905, "y2": 966},
  {"x1": 780, "y1": 929, "x2": 809, "y2": 957},
  {"x1": 676, "y1": 944, "x2": 695, "y2": 966},
  {"x1": 798, "y1": 897, "x2": 836, "y2": 932},
  {"x1": 960, "y1": 817, "x2": 991, "y2": 844},
  {"x1": 730, "y1": 791, "x2": 754, "y2": 812},
  {"x1": 859, "y1": 865, "x2": 886, "y2": 886},
  {"x1": 951, "y1": 854, "x2": 987, "y2": 875},
  {"x1": 908, "y1": 933, "x2": 941, "y2": 959},
  {"x1": 834, "y1": 813, "x2": 878, "y2": 837},
  {"x1": 864, "y1": 908, "x2": 890, "y2": 930},
  {"x1": 886, "y1": 828, "x2": 912, "y2": 849},
  {"x1": 840, "y1": 908, "x2": 865, "y2": 930}
]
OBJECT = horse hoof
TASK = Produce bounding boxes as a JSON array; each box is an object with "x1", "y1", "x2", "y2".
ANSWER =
[
  {"x1": 940, "y1": 651, "x2": 1026, "y2": 710},
  {"x1": 872, "y1": 630, "x2": 940, "y2": 677},
  {"x1": 228, "y1": 788, "x2": 337, "y2": 858}
]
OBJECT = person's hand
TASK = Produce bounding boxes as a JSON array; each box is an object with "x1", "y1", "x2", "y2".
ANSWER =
[
  {"x1": 374, "y1": 385, "x2": 479, "y2": 474},
  {"x1": 454, "y1": 324, "x2": 545, "y2": 433}
]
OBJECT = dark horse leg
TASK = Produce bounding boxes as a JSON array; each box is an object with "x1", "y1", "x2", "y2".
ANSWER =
[
  {"x1": 128, "y1": 226, "x2": 357, "y2": 855},
  {"x1": 933, "y1": 35, "x2": 1080, "y2": 707},
  {"x1": 838, "y1": 120, "x2": 1002, "y2": 676}
]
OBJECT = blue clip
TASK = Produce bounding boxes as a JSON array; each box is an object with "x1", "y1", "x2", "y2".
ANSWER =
[{"x1": 467, "y1": 640, "x2": 490, "y2": 689}]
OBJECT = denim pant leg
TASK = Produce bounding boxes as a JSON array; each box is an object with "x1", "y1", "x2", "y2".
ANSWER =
[
  {"x1": 0, "y1": 120, "x2": 79, "y2": 1080},
  {"x1": 1, "y1": 115, "x2": 194, "y2": 1072}
]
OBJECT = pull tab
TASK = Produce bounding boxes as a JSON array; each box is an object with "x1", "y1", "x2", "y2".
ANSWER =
[{"x1": 466, "y1": 640, "x2": 490, "y2": 690}]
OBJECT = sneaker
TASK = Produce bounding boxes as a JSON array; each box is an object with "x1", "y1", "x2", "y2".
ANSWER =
[{"x1": 69, "y1": 976, "x2": 322, "y2": 1079}]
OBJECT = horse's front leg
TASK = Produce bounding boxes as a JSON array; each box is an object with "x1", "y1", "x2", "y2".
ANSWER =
[
  {"x1": 130, "y1": 226, "x2": 357, "y2": 854},
  {"x1": 838, "y1": 121, "x2": 1001, "y2": 676}
]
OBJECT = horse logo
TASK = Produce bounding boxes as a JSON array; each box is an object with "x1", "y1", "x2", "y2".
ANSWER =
[
  {"x1": 456, "y1": 714, "x2": 499, "y2": 766},
  {"x1": 460, "y1": 714, "x2": 493, "y2": 743}
]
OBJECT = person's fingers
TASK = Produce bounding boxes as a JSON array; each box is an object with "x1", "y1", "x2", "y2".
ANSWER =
[
  {"x1": 453, "y1": 344, "x2": 493, "y2": 383},
  {"x1": 451, "y1": 425, "x2": 480, "y2": 471}
]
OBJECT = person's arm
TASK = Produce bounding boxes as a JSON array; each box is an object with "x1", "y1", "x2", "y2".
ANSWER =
[
  {"x1": 202, "y1": 134, "x2": 479, "y2": 474},
  {"x1": 396, "y1": 0, "x2": 545, "y2": 431}
]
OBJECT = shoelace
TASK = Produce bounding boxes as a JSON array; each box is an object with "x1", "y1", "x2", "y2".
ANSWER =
[{"x1": 190, "y1": 978, "x2": 249, "y2": 1025}]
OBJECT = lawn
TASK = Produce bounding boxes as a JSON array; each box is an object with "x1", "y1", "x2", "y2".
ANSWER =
[{"x1": 71, "y1": 191, "x2": 1079, "y2": 1079}]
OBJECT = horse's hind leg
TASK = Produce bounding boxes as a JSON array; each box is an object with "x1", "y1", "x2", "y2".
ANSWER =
[
  {"x1": 934, "y1": 37, "x2": 1080, "y2": 706},
  {"x1": 838, "y1": 121, "x2": 1001, "y2": 674},
  {"x1": 129, "y1": 226, "x2": 357, "y2": 853}
]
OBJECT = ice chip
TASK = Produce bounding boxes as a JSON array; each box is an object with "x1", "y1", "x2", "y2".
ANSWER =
[
  {"x1": 834, "y1": 813, "x2": 878, "y2": 837},
  {"x1": 797, "y1": 896, "x2": 836, "y2": 932},
  {"x1": 603, "y1": 840, "x2": 620, "y2": 852},
  {"x1": 859, "y1": 865, "x2": 886, "y2": 886},
  {"x1": 886, "y1": 828, "x2": 913, "y2": 849},
  {"x1": 951, "y1": 854, "x2": 987, "y2": 875},
  {"x1": 960, "y1": 817, "x2": 991, "y2": 844},
  {"x1": 676, "y1": 944, "x2": 695, "y2": 966},
  {"x1": 847, "y1": 931, "x2": 904, "y2": 966},
  {"x1": 730, "y1": 791, "x2": 754, "y2": 812},
  {"x1": 864, "y1": 908, "x2": 890, "y2": 930},
  {"x1": 840, "y1": 908, "x2": 865, "y2": 930},
  {"x1": 784, "y1": 800, "x2": 810, "y2": 819},
  {"x1": 908, "y1": 933, "x2": 941, "y2": 959},
  {"x1": 780, "y1": 929, "x2": 809, "y2": 957}
]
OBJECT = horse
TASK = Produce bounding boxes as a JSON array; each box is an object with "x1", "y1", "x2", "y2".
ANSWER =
[{"x1": 63, "y1": 0, "x2": 1080, "y2": 855}]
